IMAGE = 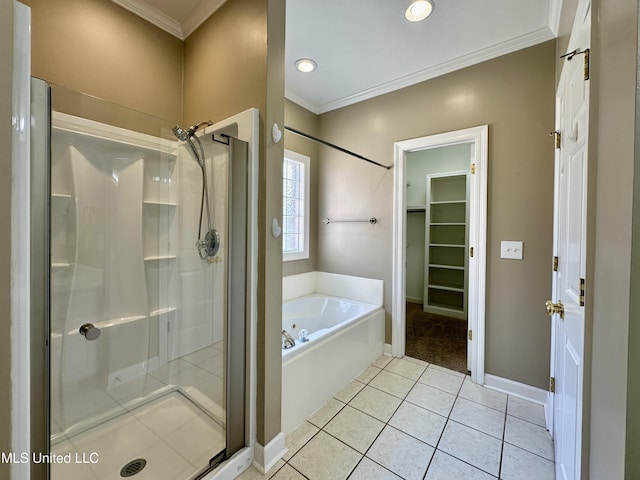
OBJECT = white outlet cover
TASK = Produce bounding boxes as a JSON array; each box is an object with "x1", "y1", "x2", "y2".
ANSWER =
[{"x1": 501, "y1": 241, "x2": 523, "y2": 260}]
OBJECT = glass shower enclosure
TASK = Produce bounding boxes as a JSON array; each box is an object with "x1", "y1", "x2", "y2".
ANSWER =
[{"x1": 45, "y1": 84, "x2": 248, "y2": 480}]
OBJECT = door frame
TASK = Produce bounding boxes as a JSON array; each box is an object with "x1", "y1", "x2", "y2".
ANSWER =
[{"x1": 392, "y1": 125, "x2": 488, "y2": 384}]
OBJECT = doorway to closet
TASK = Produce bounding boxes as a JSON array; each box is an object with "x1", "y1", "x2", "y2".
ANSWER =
[
  {"x1": 392, "y1": 125, "x2": 488, "y2": 384},
  {"x1": 405, "y1": 147, "x2": 470, "y2": 373}
]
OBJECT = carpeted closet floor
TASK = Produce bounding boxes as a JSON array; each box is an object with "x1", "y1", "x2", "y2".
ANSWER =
[{"x1": 405, "y1": 302, "x2": 468, "y2": 374}]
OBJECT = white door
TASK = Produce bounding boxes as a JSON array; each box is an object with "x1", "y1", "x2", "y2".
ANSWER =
[{"x1": 549, "y1": 2, "x2": 590, "y2": 479}]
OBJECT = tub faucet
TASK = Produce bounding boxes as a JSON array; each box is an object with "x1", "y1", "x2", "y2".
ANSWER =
[{"x1": 282, "y1": 330, "x2": 296, "y2": 349}]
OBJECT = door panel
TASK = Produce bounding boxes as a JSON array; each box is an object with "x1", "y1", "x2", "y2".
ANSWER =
[{"x1": 552, "y1": 3, "x2": 590, "y2": 479}]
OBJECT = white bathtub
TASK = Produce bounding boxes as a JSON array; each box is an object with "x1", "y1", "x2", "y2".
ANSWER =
[{"x1": 281, "y1": 272, "x2": 385, "y2": 433}]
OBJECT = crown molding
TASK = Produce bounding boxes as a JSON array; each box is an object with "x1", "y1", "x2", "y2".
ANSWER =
[
  {"x1": 284, "y1": 89, "x2": 322, "y2": 115},
  {"x1": 313, "y1": 26, "x2": 556, "y2": 114},
  {"x1": 110, "y1": 0, "x2": 183, "y2": 39},
  {"x1": 110, "y1": 0, "x2": 227, "y2": 40}
]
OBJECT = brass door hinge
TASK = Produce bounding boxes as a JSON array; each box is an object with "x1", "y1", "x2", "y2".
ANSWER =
[
  {"x1": 584, "y1": 48, "x2": 590, "y2": 81},
  {"x1": 470, "y1": 247, "x2": 474, "y2": 258},
  {"x1": 549, "y1": 130, "x2": 561, "y2": 149},
  {"x1": 550, "y1": 376, "x2": 556, "y2": 393},
  {"x1": 561, "y1": 48, "x2": 590, "y2": 81},
  {"x1": 471, "y1": 163, "x2": 475, "y2": 174},
  {"x1": 553, "y1": 256, "x2": 558, "y2": 272},
  {"x1": 468, "y1": 330, "x2": 473, "y2": 341},
  {"x1": 579, "y1": 278, "x2": 585, "y2": 306}
]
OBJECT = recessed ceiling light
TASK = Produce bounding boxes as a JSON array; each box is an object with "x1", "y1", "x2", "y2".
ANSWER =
[
  {"x1": 405, "y1": 0, "x2": 434, "y2": 22},
  {"x1": 295, "y1": 58, "x2": 317, "y2": 73}
]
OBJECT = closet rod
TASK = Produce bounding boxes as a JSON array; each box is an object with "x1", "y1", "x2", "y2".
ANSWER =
[{"x1": 284, "y1": 126, "x2": 392, "y2": 171}]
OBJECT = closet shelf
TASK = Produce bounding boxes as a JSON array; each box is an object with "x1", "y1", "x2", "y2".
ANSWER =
[
  {"x1": 430, "y1": 243, "x2": 465, "y2": 248},
  {"x1": 428, "y1": 284, "x2": 465, "y2": 293},
  {"x1": 430, "y1": 200, "x2": 466, "y2": 205},
  {"x1": 428, "y1": 263, "x2": 465, "y2": 271},
  {"x1": 430, "y1": 222, "x2": 465, "y2": 226},
  {"x1": 143, "y1": 200, "x2": 177, "y2": 207},
  {"x1": 149, "y1": 307, "x2": 177, "y2": 317}
]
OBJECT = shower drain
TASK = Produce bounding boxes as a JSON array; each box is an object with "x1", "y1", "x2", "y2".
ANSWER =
[{"x1": 120, "y1": 458, "x2": 147, "y2": 477}]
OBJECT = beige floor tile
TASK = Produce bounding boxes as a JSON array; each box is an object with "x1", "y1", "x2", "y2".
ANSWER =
[
  {"x1": 307, "y1": 398, "x2": 345, "y2": 428},
  {"x1": 271, "y1": 464, "x2": 307, "y2": 480},
  {"x1": 458, "y1": 378, "x2": 507, "y2": 412},
  {"x1": 384, "y1": 358, "x2": 426, "y2": 380},
  {"x1": 236, "y1": 460, "x2": 286, "y2": 480},
  {"x1": 403, "y1": 356, "x2": 430, "y2": 367},
  {"x1": 283, "y1": 421, "x2": 319, "y2": 461},
  {"x1": 182, "y1": 346, "x2": 220, "y2": 366},
  {"x1": 324, "y1": 405, "x2": 385, "y2": 453},
  {"x1": 366, "y1": 426, "x2": 434, "y2": 480},
  {"x1": 289, "y1": 431, "x2": 361, "y2": 480},
  {"x1": 501, "y1": 443, "x2": 555, "y2": 480},
  {"x1": 504, "y1": 416, "x2": 554, "y2": 461},
  {"x1": 132, "y1": 392, "x2": 202, "y2": 438},
  {"x1": 418, "y1": 367, "x2": 464, "y2": 395},
  {"x1": 388, "y1": 402, "x2": 446, "y2": 447},
  {"x1": 405, "y1": 383, "x2": 456, "y2": 417},
  {"x1": 372, "y1": 355, "x2": 393, "y2": 369},
  {"x1": 356, "y1": 365, "x2": 382, "y2": 384},
  {"x1": 424, "y1": 450, "x2": 496, "y2": 480},
  {"x1": 438, "y1": 421, "x2": 502, "y2": 476},
  {"x1": 349, "y1": 457, "x2": 402, "y2": 480},
  {"x1": 449, "y1": 397, "x2": 505, "y2": 439},
  {"x1": 507, "y1": 396, "x2": 547, "y2": 427},
  {"x1": 334, "y1": 380, "x2": 366, "y2": 403},
  {"x1": 349, "y1": 386, "x2": 402, "y2": 422},
  {"x1": 369, "y1": 370, "x2": 416, "y2": 398},
  {"x1": 428, "y1": 364, "x2": 467, "y2": 378}
]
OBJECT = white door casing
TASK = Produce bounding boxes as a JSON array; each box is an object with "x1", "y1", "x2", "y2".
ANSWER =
[
  {"x1": 392, "y1": 125, "x2": 487, "y2": 384},
  {"x1": 550, "y1": 1, "x2": 590, "y2": 479}
]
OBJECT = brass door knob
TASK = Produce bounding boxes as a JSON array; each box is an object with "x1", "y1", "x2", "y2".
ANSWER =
[{"x1": 546, "y1": 300, "x2": 564, "y2": 319}]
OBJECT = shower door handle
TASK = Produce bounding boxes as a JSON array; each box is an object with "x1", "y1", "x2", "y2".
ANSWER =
[{"x1": 79, "y1": 323, "x2": 101, "y2": 341}]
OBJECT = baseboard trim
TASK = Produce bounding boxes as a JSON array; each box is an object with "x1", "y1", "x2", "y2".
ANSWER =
[
  {"x1": 253, "y1": 432, "x2": 287, "y2": 474},
  {"x1": 483, "y1": 374, "x2": 552, "y2": 431},
  {"x1": 384, "y1": 343, "x2": 393, "y2": 356}
]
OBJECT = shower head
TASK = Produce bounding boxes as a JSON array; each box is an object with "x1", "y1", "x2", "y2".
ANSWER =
[{"x1": 172, "y1": 121, "x2": 213, "y2": 141}]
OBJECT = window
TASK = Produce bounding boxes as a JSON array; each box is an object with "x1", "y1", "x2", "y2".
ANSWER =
[{"x1": 282, "y1": 150, "x2": 310, "y2": 261}]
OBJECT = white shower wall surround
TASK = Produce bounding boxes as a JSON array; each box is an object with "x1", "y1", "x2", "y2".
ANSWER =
[{"x1": 50, "y1": 113, "x2": 227, "y2": 435}]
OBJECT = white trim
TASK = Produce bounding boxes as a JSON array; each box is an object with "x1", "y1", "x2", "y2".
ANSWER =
[
  {"x1": 110, "y1": 0, "x2": 183, "y2": 38},
  {"x1": 547, "y1": 0, "x2": 563, "y2": 36},
  {"x1": 284, "y1": 88, "x2": 321, "y2": 115},
  {"x1": 11, "y1": 3, "x2": 31, "y2": 480},
  {"x1": 304, "y1": 27, "x2": 555, "y2": 114},
  {"x1": 383, "y1": 343, "x2": 393, "y2": 356},
  {"x1": 392, "y1": 126, "x2": 488, "y2": 386},
  {"x1": 200, "y1": 446, "x2": 254, "y2": 480},
  {"x1": 483, "y1": 374, "x2": 549, "y2": 405},
  {"x1": 483, "y1": 374, "x2": 552, "y2": 432},
  {"x1": 108, "y1": 0, "x2": 227, "y2": 40},
  {"x1": 252, "y1": 432, "x2": 287, "y2": 474}
]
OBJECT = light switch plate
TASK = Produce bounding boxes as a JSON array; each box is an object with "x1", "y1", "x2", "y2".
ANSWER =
[{"x1": 501, "y1": 241, "x2": 523, "y2": 260}]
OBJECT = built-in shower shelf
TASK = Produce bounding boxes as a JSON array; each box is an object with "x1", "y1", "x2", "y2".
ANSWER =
[
  {"x1": 51, "y1": 262, "x2": 71, "y2": 268},
  {"x1": 149, "y1": 307, "x2": 177, "y2": 317},
  {"x1": 68, "y1": 315, "x2": 147, "y2": 335},
  {"x1": 144, "y1": 255, "x2": 177, "y2": 261},
  {"x1": 143, "y1": 200, "x2": 177, "y2": 207}
]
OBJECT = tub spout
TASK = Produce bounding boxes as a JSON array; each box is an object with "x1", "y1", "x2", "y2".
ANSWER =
[{"x1": 282, "y1": 330, "x2": 296, "y2": 349}]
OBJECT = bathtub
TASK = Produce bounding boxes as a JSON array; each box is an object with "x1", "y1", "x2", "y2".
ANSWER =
[{"x1": 281, "y1": 272, "x2": 385, "y2": 433}]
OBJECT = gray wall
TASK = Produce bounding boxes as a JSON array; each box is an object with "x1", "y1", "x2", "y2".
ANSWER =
[
  {"x1": 316, "y1": 41, "x2": 556, "y2": 390},
  {"x1": 283, "y1": 99, "x2": 319, "y2": 276},
  {"x1": 0, "y1": 1, "x2": 14, "y2": 477},
  {"x1": 405, "y1": 145, "x2": 471, "y2": 302}
]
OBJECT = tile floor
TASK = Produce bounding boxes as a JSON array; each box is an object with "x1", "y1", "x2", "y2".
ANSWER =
[
  {"x1": 240, "y1": 355, "x2": 555, "y2": 480},
  {"x1": 51, "y1": 342, "x2": 226, "y2": 480}
]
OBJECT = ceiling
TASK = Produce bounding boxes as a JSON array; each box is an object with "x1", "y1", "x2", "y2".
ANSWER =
[{"x1": 111, "y1": 0, "x2": 561, "y2": 114}]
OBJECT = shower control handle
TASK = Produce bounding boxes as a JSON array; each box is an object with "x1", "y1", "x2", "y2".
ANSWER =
[{"x1": 79, "y1": 323, "x2": 101, "y2": 341}]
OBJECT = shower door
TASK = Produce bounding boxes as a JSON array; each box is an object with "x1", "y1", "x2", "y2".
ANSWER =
[{"x1": 47, "y1": 86, "x2": 247, "y2": 480}]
